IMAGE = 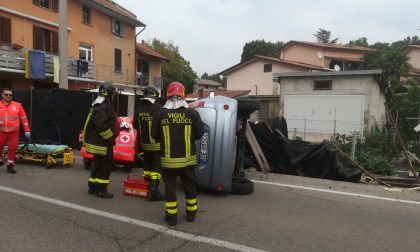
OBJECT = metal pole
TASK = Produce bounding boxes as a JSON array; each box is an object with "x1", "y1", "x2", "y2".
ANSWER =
[
  {"x1": 333, "y1": 109, "x2": 337, "y2": 136},
  {"x1": 59, "y1": 0, "x2": 68, "y2": 89},
  {"x1": 303, "y1": 119, "x2": 306, "y2": 140}
]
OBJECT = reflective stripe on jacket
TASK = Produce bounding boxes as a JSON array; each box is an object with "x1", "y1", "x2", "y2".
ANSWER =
[
  {"x1": 82, "y1": 102, "x2": 116, "y2": 156},
  {"x1": 152, "y1": 107, "x2": 204, "y2": 169},
  {"x1": 134, "y1": 100, "x2": 162, "y2": 152},
  {"x1": 0, "y1": 101, "x2": 30, "y2": 132},
  {"x1": 113, "y1": 130, "x2": 136, "y2": 163}
]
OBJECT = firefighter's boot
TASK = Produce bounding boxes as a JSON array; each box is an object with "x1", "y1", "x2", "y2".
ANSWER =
[
  {"x1": 165, "y1": 213, "x2": 177, "y2": 226},
  {"x1": 186, "y1": 210, "x2": 197, "y2": 222},
  {"x1": 95, "y1": 184, "x2": 113, "y2": 199},
  {"x1": 146, "y1": 179, "x2": 164, "y2": 201},
  {"x1": 88, "y1": 180, "x2": 96, "y2": 195}
]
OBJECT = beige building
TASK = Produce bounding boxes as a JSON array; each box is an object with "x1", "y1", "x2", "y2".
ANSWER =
[
  {"x1": 194, "y1": 79, "x2": 223, "y2": 92},
  {"x1": 406, "y1": 45, "x2": 420, "y2": 77},
  {"x1": 278, "y1": 41, "x2": 374, "y2": 70},
  {"x1": 220, "y1": 41, "x2": 375, "y2": 120}
]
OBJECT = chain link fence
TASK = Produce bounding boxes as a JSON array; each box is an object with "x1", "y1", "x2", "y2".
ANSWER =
[{"x1": 286, "y1": 118, "x2": 363, "y2": 142}]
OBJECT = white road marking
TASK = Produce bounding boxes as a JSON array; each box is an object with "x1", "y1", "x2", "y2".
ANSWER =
[
  {"x1": 0, "y1": 185, "x2": 268, "y2": 252},
  {"x1": 253, "y1": 180, "x2": 420, "y2": 206}
]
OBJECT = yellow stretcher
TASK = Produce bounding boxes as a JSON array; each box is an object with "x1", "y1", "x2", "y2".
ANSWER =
[{"x1": 5, "y1": 143, "x2": 75, "y2": 169}]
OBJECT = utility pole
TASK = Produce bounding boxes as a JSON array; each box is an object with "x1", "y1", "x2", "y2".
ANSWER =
[{"x1": 59, "y1": 0, "x2": 68, "y2": 89}]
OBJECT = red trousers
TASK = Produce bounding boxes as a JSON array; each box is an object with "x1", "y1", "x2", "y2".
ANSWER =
[{"x1": 0, "y1": 130, "x2": 19, "y2": 165}]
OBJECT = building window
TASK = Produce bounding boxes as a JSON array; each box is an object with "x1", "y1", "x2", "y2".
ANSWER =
[
  {"x1": 264, "y1": 64, "x2": 272, "y2": 72},
  {"x1": 115, "y1": 48, "x2": 122, "y2": 72},
  {"x1": 82, "y1": 6, "x2": 90, "y2": 24},
  {"x1": 111, "y1": 18, "x2": 124, "y2": 37},
  {"x1": 313, "y1": 80, "x2": 332, "y2": 90},
  {"x1": 33, "y1": 26, "x2": 58, "y2": 53},
  {"x1": 79, "y1": 44, "x2": 93, "y2": 61},
  {"x1": 0, "y1": 16, "x2": 11, "y2": 44},
  {"x1": 33, "y1": 0, "x2": 59, "y2": 12}
]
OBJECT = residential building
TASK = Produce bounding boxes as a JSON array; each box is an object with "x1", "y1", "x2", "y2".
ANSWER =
[
  {"x1": 278, "y1": 41, "x2": 374, "y2": 71},
  {"x1": 194, "y1": 79, "x2": 223, "y2": 92},
  {"x1": 275, "y1": 70, "x2": 384, "y2": 141},
  {"x1": 406, "y1": 45, "x2": 420, "y2": 77},
  {"x1": 0, "y1": 0, "x2": 144, "y2": 91},
  {"x1": 136, "y1": 41, "x2": 168, "y2": 88},
  {"x1": 220, "y1": 41, "x2": 375, "y2": 121}
]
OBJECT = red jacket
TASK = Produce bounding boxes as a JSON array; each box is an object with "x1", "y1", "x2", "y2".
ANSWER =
[
  {"x1": 113, "y1": 129, "x2": 137, "y2": 163},
  {"x1": 0, "y1": 100, "x2": 30, "y2": 132}
]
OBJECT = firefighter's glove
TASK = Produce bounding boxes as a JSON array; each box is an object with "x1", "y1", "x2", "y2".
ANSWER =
[{"x1": 25, "y1": 132, "x2": 31, "y2": 139}]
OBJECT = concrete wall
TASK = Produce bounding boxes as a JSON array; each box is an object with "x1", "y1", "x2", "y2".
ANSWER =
[
  {"x1": 226, "y1": 59, "x2": 302, "y2": 95},
  {"x1": 278, "y1": 74, "x2": 385, "y2": 133}
]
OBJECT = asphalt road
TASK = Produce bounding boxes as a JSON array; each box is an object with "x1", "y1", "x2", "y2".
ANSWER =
[{"x1": 0, "y1": 157, "x2": 420, "y2": 252}]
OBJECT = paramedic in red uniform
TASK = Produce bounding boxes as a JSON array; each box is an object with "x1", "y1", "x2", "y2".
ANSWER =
[
  {"x1": 0, "y1": 88, "x2": 31, "y2": 174},
  {"x1": 152, "y1": 82, "x2": 204, "y2": 226}
]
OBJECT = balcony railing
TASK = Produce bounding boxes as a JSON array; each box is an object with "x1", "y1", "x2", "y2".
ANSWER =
[
  {"x1": 0, "y1": 44, "x2": 95, "y2": 79},
  {"x1": 136, "y1": 72, "x2": 163, "y2": 88}
]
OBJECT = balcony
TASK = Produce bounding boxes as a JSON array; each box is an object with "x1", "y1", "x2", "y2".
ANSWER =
[
  {"x1": 136, "y1": 72, "x2": 163, "y2": 88},
  {"x1": 0, "y1": 44, "x2": 95, "y2": 80}
]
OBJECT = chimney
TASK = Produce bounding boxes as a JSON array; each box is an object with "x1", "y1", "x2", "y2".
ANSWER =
[{"x1": 142, "y1": 40, "x2": 145, "y2": 45}]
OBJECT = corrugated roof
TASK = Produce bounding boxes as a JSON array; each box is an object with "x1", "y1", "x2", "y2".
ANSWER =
[
  {"x1": 219, "y1": 55, "x2": 328, "y2": 75},
  {"x1": 281, "y1": 40, "x2": 375, "y2": 52},
  {"x1": 136, "y1": 43, "x2": 169, "y2": 61},
  {"x1": 186, "y1": 90, "x2": 250, "y2": 99}
]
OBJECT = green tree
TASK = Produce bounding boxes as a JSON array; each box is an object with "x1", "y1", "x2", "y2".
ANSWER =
[
  {"x1": 149, "y1": 38, "x2": 197, "y2": 94},
  {"x1": 348, "y1": 37, "x2": 369, "y2": 47},
  {"x1": 240, "y1": 39, "x2": 284, "y2": 63},
  {"x1": 313, "y1": 28, "x2": 339, "y2": 43},
  {"x1": 361, "y1": 47, "x2": 411, "y2": 85}
]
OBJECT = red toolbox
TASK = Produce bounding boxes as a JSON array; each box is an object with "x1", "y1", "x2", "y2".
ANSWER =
[{"x1": 124, "y1": 174, "x2": 149, "y2": 197}]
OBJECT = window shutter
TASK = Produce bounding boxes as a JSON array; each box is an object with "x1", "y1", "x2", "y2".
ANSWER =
[
  {"x1": 52, "y1": 0, "x2": 59, "y2": 12},
  {"x1": 33, "y1": 26, "x2": 40, "y2": 50},
  {"x1": 52, "y1": 30, "x2": 58, "y2": 53},
  {"x1": 115, "y1": 48, "x2": 121, "y2": 71},
  {"x1": 3, "y1": 17, "x2": 11, "y2": 44}
]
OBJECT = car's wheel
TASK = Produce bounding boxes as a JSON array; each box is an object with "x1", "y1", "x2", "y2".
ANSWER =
[{"x1": 231, "y1": 176, "x2": 254, "y2": 195}]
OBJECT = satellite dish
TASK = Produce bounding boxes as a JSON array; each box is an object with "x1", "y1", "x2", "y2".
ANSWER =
[
  {"x1": 317, "y1": 51, "x2": 324, "y2": 59},
  {"x1": 333, "y1": 64, "x2": 341, "y2": 71}
]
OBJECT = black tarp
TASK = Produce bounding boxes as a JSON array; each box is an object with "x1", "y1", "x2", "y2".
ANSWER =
[{"x1": 248, "y1": 118, "x2": 362, "y2": 182}]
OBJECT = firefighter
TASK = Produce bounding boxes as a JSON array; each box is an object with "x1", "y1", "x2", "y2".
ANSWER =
[
  {"x1": 152, "y1": 82, "x2": 204, "y2": 226},
  {"x1": 134, "y1": 85, "x2": 164, "y2": 201},
  {"x1": 83, "y1": 82, "x2": 117, "y2": 198},
  {"x1": 0, "y1": 88, "x2": 31, "y2": 174}
]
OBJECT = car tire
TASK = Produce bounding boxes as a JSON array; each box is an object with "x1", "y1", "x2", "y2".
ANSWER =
[{"x1": 231, "y1": 176, "x2": 254, "y2": 195}]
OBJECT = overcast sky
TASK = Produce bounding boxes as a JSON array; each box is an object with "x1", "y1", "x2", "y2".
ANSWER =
[{"x1": 115, "y1": 0, "x2": 419, "y2": 76}]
